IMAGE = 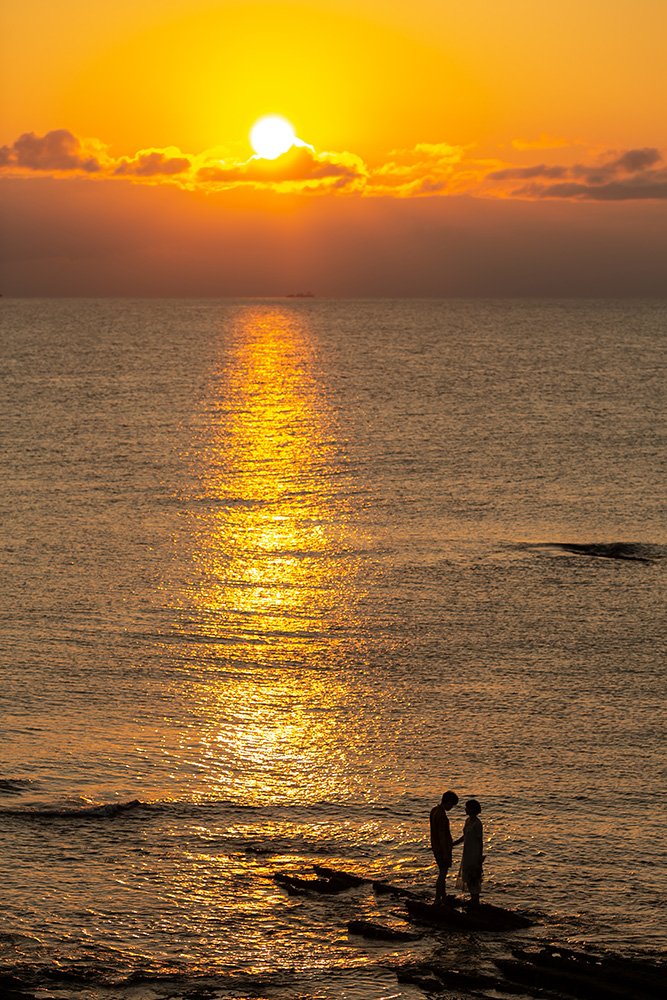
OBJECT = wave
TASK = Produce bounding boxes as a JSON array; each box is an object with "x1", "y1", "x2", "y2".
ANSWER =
[
  {"x1": 0, "y1": 795, "x2": 403, "y2": 824},
  {"x1": 520, "y1": 542, "x2": 665, "y2": 563},
  {"x1": 0, "y1": 778, "x2": 34, "y2": 795},
  {"x1": 0, "y1": 798, "x2": 142, "y2": 820}
]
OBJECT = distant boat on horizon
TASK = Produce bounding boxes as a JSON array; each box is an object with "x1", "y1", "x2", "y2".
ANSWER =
[{"x1": 285, "y1": 291, "x2": 314, "y2": 298}]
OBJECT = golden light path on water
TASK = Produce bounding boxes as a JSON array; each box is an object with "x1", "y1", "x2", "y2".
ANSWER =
[
  {"x1": 159, "y1": 306, "x2": 378, "y2": 813},
  {"x1": 150, "y1": 309, "x2": 400, "y2": 980},
  {"x1": 198, "y1": 306, "x2": 354, "y2": 654}
]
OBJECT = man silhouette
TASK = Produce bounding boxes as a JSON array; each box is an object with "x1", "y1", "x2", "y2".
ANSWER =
[{"x1": 430, "y1": 790, "x2": 459, "y2": 904}]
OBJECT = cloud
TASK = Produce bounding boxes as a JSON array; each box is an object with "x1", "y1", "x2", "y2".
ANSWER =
[
  {"x1": 485, "y1": 147, "x2": 667, "y2": 200},
  {"x1": 517, "y1": 177, "x2": 667, "y2": 201},
  {"x1": 366, "y1": 142, "x2": 467, "y2": 196},
  {"x1": 0, "y1": 129, "x2": 103, "y2": 173},
  {"x1": 0, "y1": 129, "x2": 365, "y2": 194},
  {"x1": 196, "y1": 146, "x2": 365, "y2": 191},
  {"x1": 114, "y1": 149, "x2": 191, "y2": 177},
  {"x1": 608, "y1": 147, "x2": 663, "y2": 173},
  {"x1": 488, "y1": 164, "x2": 569, "y2": 181},
  {"x1": 1, "y1": 130, "x2": 665, "y2": 203}
]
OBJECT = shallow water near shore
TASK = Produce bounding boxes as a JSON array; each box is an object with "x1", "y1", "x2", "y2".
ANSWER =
[{"x1": 1, "y1": 297, "x2": 666, "y2": 998}]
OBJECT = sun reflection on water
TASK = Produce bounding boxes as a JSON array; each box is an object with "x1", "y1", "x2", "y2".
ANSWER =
[
  {"x1": 187, "y1": 306, "x2": 362, "y2": 661},
  {"x1": 186, "y1": 669, "x2": 364, "y2": 804},
  {"x1": 161, "y1": 305, "x2": 369, "y2": 805}
]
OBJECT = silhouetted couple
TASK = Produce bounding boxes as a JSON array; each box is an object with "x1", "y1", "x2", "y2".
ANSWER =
[{"x1": 430, "y1": 790, "x2": 483, "y2": 905}]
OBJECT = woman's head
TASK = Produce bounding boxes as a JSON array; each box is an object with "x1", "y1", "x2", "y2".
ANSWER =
[{"x1": 465, "y1": 799, "x2": 481, "y2": 816}]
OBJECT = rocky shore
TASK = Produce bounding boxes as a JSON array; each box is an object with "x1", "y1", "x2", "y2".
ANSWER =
[
  {"x1": 396, "y1": 944, "x2": 665, "y2": 999},
  {"x1": 273, "y1": 865, "x2": 666, "y2": 999}
]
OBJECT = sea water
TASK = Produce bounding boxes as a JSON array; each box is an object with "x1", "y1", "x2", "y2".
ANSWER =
[{"x1": 1, "y1": 298, "x2": 666, "y2": 999}]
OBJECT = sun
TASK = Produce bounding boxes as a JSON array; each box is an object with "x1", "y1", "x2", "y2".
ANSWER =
[{"x1": 249, "y1": 115, "x2": 296, "y2": 160}]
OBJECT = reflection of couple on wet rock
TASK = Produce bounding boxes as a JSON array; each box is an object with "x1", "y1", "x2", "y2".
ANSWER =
[{"x1": 430, "y1": 791, "x2": 484, "y2": 905}]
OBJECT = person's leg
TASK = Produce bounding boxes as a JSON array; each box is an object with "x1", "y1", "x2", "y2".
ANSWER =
[{"x1": 434, "y1": 854, "x2": 448, "y2": 904}]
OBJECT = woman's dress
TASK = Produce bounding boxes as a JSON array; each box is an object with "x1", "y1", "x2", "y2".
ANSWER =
[{"x1": 456, "y1": 816, "x2": 483, "y2": 894}]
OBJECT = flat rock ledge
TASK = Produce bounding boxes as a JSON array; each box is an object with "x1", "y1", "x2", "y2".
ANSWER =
[
  {"x1": 496, "y1": 945, "x2": 666, "y2": 1000},
  {"x1": 396, "y1": 946, "x2": 666, "y2": 999},
  {"x1": 272, "y1": 866, "x2": 533, "y2": 932},
  {"x1": 406, "y1": 897, "x2": 534, "y2": 932},
  {"x1": 347, "y1": 919, "x2": 420, "y2": 942},
  {"x1": 272, "y1": 865, "x2": 420, "y2": 899},
  {"x1": 270, "y1": 866, "x2": 665, "y2": 998}
]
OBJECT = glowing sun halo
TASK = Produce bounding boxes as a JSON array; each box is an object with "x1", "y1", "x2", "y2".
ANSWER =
[{"x1": 250, "y1": 115, "x2": 296, "y2": 160}]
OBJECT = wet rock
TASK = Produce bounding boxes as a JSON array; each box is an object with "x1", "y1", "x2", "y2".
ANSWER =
[
  {"x1": 406, "y1": 898, "x2": 533, "y2": 932},
  {"x1": 372, "y1": 880, "x2": 418, "y2": 900},
  {"x1": 467, "y1": 902, "x2": 534, "y2": 930},
  {"x1": 394, "y1": 965, "x2": 446, "y2": 991},
  {"x1": 312, "y1": 865, "x2": 369, "y2": 887},
  {"x1": 347, "y1": 919, "x2": 419, "y2": 942},
  {"x1": 395, "y1": 963, "x2": 528, "y2": 995},
  {"x1": 272, "y1": 873, "x2": 350, "y2": 895},
  {"x1": 497, "y1": 946, "x2": 666, "y2": 999},
  {"x1": 271, "y1": 874, "x2": 308, "y2": 896},
  {"x1": 0, "y1": 975, "x2": 46, "y2": 1000}
]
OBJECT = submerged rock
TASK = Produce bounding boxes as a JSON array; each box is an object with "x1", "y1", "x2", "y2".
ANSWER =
[
  {"x1": 394, "y1": 965, "x2": 446, "y2": 991},
  {"x1": 347, "y1": 919, "x2": 419, "y2": 942},
  {"x1": 497, "y1": 945, "x2": 666, "y2": 999},
  {"x1": 372, "y1": 879, "x2": 418, "y2": 899},
  {"x1": 0, "y1": 975, "x2": 41, "y2": 1000},
  {"x1": 395, "y1": 963, "x2": 527, "y2": 995},
  {"x1": 313, "y1": 865, "x2": 369, "y2": 888},
  {"x1": 395, "y1": 947, "x2": 665, "y2": 999},
  {"x1": 273, "y1": 872, "x2": 352, "y2": 895}
]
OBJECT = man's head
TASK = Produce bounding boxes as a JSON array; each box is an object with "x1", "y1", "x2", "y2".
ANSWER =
[{"x1": 441, "y1": 790, "x2": 459, "y2": 809}]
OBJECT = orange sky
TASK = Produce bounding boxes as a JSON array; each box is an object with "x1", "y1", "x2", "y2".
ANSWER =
[{"x1": 2, "y1": 0, "x2": 666, "y2": 295}]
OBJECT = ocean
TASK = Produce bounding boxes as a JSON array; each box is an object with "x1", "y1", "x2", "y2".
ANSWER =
[{"x1": 1, "y1": 297, "x2": 666, "y2": 999}]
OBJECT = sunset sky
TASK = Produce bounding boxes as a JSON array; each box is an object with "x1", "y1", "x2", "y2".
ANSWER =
[{"x1": 2, "y1": 0, "x2": 666, "y2": 296}]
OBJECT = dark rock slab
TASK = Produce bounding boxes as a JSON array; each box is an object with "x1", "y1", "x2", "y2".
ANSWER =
[
  {"x1": 406, "y1": 898, "x2": 534, "y2": 932},
  {"x1": 271, "y1": 874, "x2": 308, "y2": 896},
  {"x1": 469, "y1": 902, "x2": 534, "y2": 930},
  {"x1": 393, "y1": 965, "x2": 446, "y2": 991},
  {"x1": 0, "y1": 975, "x2": 45, "y2": 1000},
  {"x1": 313, "y1": 865, "x2": 369, "y2": 887},
  {"x1": 395, "y1": 963, "x2": 530, "y2": 995},
  {"x1": 555, "y1": 542, "x2": 656, "y2": 563},
  {"x1": 347, "y1": 919, "x2": 419, "y2": 942},
  {"x1": 372, "y1": 879, "x2": 418, "y2": 900},
  {"x1": 275, "y1": 867, "x2": 419, "y2": 898},
  {"x1": 497, "y1": 946, "x2": 666, "y2": 1000},
  {"x1": 272, "y1": 873, "x2": 351, "y2": 895},
  {"x1": 523, "y1": 541, "x2": 663, "y2": 563}
]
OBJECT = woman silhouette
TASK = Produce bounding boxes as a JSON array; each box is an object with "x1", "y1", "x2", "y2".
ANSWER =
[{"x1": 455, "y1": 799, "x2": 484, "y2": 905}]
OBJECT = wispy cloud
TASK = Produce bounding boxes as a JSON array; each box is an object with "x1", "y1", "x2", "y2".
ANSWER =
[
  {"x1": 2, "y1": 130, "x2": 665, "y2": 202},
  {"x1": 485, "y1": 147, "x2": 667, "y2": 200},
  {"x1": 364, "y1": 142, "x2": 467, "y2": 196},
  {"x1": 113, "y1": 149, "x2": 191, "y2": 177},
  {"x1": 520, "y1": 177, "x2": 667, "y2": 201}
]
